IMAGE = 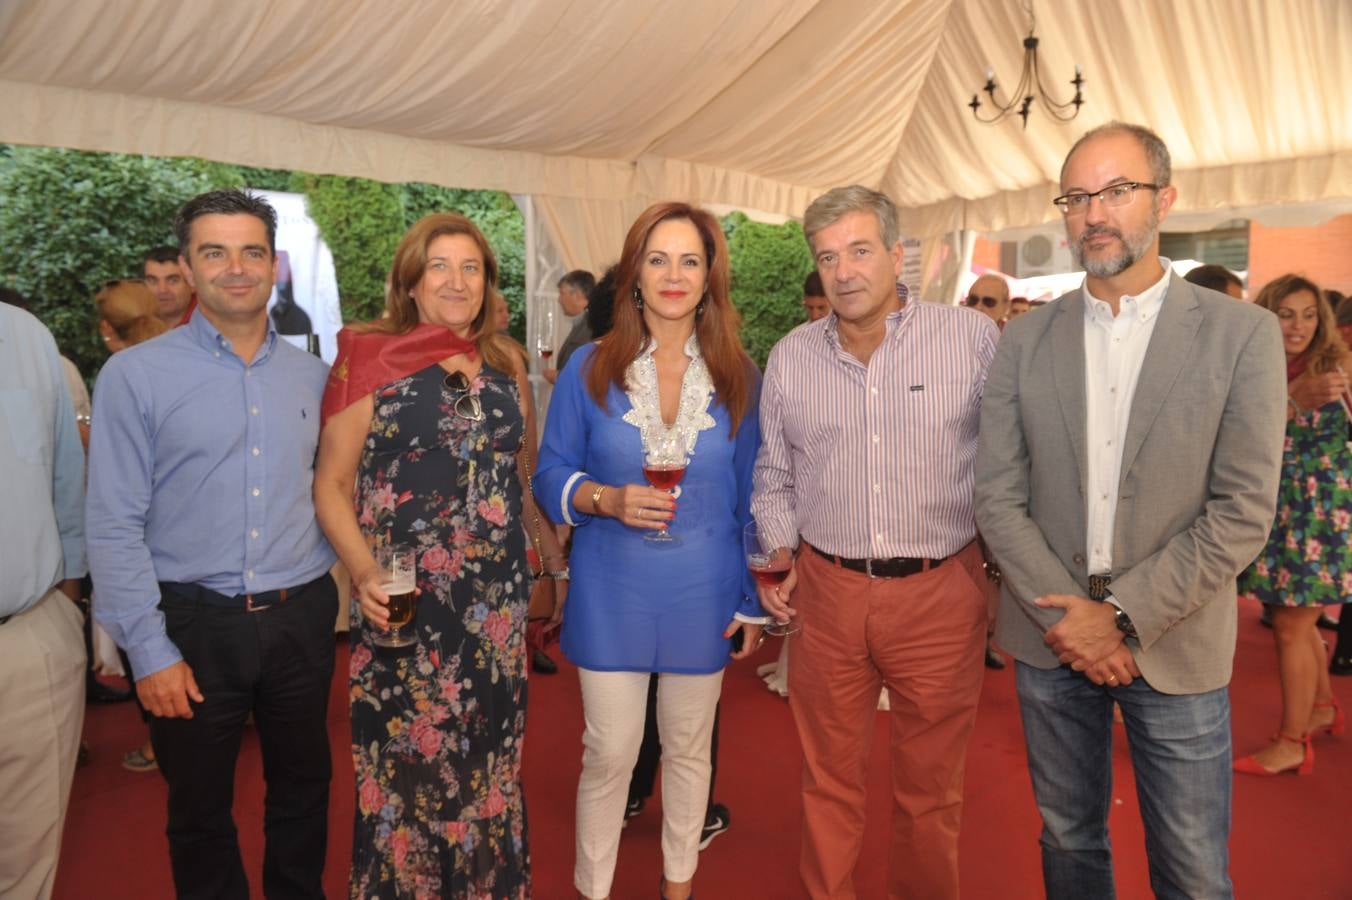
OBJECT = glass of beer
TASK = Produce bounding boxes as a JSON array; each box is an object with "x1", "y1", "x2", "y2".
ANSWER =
[
  {"x1": 372, "y1": 543, "x2": 418, "y2": 649},
  {"x1": 744, "y1": 521, "x2": 799, "y2": 636}
]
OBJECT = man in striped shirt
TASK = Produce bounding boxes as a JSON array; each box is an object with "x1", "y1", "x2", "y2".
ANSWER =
[{"x1": 752, "y1": 185, "x2": 998, "y2": 899}]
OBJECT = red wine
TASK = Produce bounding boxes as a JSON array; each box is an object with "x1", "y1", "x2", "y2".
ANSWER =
[
  {"x1": 643, "y1": 464, "x2": 686, "y2": 491},
  {"x1": 539, "y1": 349, "x2": 554, "y2": 360},
  {"x1": 749, "y1": 563, "x2": 791, "y2": 587}
]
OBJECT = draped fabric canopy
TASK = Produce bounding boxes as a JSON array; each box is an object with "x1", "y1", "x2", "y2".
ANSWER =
[{"x1": 2, "y1": 0, "x2": 1349, "y2": 272}]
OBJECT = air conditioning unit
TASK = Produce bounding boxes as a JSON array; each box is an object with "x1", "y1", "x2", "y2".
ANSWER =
[{"x1": 1010, "y1": 227, "x2": 1075, "y2": 278}]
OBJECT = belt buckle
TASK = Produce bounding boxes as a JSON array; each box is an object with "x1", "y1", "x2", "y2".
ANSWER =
[
  {"x1": 865, "y1": 557, "x2": 875, "y2": 579},
  {"x1": 244, "y1": 594, "x2": 272, "y2": 613}
]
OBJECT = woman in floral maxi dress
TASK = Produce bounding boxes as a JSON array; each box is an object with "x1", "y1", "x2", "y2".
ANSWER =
[
  {"x1": 1235, "y1": 275, "x2": 1352, "y2": 777},
  {"x1": 316, "y1": 213, "x2": 565, "y2": 898}
]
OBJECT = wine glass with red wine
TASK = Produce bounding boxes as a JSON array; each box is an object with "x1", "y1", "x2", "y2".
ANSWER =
[
  {"x1": 744, "y1": 521, "x2": 799, "y2": 636},
  {"x1": 642, "y1": 440, "x2": 687, "y2": 544}
]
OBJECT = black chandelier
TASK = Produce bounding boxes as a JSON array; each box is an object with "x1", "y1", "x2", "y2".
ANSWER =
[{"x1": 968, "y1": 1, "x2": 1084, "y2": 128}]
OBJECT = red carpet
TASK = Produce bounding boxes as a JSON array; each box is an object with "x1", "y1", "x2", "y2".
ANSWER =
[{"x1": 57, "y1": 598, "x2": 1352, "y2": 898}]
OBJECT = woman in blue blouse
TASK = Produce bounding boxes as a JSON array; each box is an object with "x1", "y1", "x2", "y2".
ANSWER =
[{"x1": 535, "y1": 201, "x2": 764, "y2": 900}]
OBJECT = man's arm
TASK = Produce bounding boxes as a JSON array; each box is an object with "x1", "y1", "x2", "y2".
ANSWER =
[
  {"x1": 44, "y1": 339, "x2": 86, "y2": 584},
  {"x1": 1107, "y1": 315, "x2": 1287, "y2": 649},
  {"x1": 974, "y1": 330, "x2": 1085, "y2": 632},
  {"x1": 86, "y1": 358, "x2": 182, "y2": 681}
]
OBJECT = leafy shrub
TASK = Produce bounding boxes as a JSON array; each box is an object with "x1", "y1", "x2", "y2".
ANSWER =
[
  {"x1": 0, "y1": 147, "x2": 217, "y2": 379},
  {"x1": 721, "y1": 212, "x2": 815, "y2": 368}
]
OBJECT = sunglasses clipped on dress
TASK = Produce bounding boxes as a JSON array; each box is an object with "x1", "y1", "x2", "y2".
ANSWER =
[{"x1": 442, "y1": 371, "x2": 484, "y2": 422}]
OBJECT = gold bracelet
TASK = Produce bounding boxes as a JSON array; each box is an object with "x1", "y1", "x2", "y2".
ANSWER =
[{"x1": 591, "y1": 484, "x2": 607, "y2": 514}]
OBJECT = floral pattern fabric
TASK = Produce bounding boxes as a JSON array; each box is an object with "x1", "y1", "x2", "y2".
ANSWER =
[
  {"x1": 349, "y1": 363, "x2": 531, "y2": 899},
  {"x1": 1239, "y1": 400, "x2": 1352, "y2": 607}
]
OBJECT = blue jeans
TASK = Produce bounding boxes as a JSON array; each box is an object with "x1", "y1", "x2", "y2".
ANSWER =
[{"x1": 1015, "y1": 662, "x2": 1233, "y2": 900}]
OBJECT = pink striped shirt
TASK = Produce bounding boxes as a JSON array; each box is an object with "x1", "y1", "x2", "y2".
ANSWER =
[{"x1": 752, "y1": 301, "x2": 998, "y2": 559}]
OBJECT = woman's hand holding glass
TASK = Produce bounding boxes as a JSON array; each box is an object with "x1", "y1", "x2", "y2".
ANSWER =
[{"x1": 593, "y1": 482, "x2": 676, "y2": 530}]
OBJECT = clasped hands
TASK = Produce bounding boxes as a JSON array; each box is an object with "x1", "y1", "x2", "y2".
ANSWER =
[{"x1": 1037, "y1": 594, "x2": 1140, "y2": 687}]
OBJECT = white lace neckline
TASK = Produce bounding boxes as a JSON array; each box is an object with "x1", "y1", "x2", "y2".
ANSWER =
[{"x1": 622, "y1": 333, "x2": 716, "y2": 456}]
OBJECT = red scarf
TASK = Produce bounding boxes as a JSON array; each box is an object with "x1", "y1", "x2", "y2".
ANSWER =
[{"x1": 321, "y1": 324, "x2": 477, "y2": 426}]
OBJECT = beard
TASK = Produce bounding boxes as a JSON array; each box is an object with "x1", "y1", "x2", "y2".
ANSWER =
[{"x1": 1071, "y1": 205, "x2": 1160, "y2": 278}]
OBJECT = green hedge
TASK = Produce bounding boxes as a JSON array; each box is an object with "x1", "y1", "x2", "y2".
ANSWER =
[
  {"x1": 722, "y1": 211, "x2": 815, "y2": 368},
  {"x1": 0, "y1": 144, "x2": 809, "y2": 378}
]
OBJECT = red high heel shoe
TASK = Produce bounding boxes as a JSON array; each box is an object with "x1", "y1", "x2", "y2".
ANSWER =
[
  {"x1": 1313, "y1": 698, "x2": 1344, "y2": 736},
  {"x1": 1234, "y1": 731, "x2": 1314, "y2": 776}
]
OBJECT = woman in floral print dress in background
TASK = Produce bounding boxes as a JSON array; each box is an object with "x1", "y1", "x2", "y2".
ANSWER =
[
  {"x1": 1235, "y1": 274, "x2": 1352, "y2": 777},
  {"x1": 315, "y1": 213, "x2": 565, "y2": 897}
]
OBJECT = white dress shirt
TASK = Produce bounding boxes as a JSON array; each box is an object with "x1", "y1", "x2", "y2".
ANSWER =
[{"x1": 1082, "y1": 259, "x2": 1172, "y2": 577}]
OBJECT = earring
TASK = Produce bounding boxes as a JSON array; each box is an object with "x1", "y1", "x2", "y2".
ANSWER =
[
  {"x1": 633, "y1": 285, "x2": 644, "y2": 310},
  {"x1": 696, "y1": 299, "x2": 706, "y2": 316}
]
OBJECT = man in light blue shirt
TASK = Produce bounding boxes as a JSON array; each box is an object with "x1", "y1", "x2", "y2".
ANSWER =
[
  {"x1": 0, "y1": 298, "x2": 88, "y2": 900},
  {"x1": 88, "y1": 190, "x2": 337, "y2": 900}
]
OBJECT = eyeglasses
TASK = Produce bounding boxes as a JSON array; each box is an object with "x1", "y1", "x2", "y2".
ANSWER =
[
  {"x1": 966, "y1": 294, "x2": 1003, "y2": 309},
  {"x1": 1053, "y1": 182, "x2": 1161, "y2": 216},
  {"x1": 442, "y1": 371, "x2": 484, "y2": 422}
]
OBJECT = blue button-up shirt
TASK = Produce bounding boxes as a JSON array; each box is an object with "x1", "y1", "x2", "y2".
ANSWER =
[
  {"x1": 0, "y1": 305, "x2": 86, "y2": 618},
  {"x1": 87, "y1": 310, "x2": 335, "y2": 679}
]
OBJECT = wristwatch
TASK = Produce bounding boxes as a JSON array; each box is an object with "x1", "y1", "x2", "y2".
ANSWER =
[
  {"x1": 1113, "y1": 606, "x2": 1138, "y2": 638},
  {"x1": 545, "y1": 568, "x2": 570, "y2": 581}
]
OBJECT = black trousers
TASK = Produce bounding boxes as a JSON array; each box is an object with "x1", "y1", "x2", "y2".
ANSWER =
[
  {"x1": 627, "y1": 672, "x2": 720, "y2": 814},
  {"x1": 149, "y1": 575, "x2": 338, "y2": 900}
]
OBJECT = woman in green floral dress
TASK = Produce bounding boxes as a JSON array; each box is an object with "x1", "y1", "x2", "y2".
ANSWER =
[
  {"x1": 316, "y1": 214, "x2": 565, "y2": 897},
  {"x1": 1235, "y1": 275, "x2": 1352, "y2": 776}
]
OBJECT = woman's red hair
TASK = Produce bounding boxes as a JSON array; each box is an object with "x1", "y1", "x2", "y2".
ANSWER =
[{"x1": 585, "y1": 202, "x2": 753, "y2": 433}]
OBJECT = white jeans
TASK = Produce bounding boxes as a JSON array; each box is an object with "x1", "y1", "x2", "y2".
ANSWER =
[{"x1": 574, "y1": 667, "x2": 724, "y2": 898}]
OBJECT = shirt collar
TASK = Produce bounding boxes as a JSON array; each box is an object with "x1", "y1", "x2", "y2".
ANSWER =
[
  {"x1": 825, "y1": 294, "x2": 911, "y2": 350},
  {"x1": 186, "y1": 307, "x2": 279, "y2": 365},
  {"x1": 1083, "y1": 257, "x2": 1172, "y2": 324}
]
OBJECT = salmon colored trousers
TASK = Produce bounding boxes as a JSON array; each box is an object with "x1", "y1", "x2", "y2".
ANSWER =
[{"x1": 788, "y1": 541, "x2": 988, "y2": 899}]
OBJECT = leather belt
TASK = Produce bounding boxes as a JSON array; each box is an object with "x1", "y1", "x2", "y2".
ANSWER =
[
  {"x1": 808, "y1": 542, "x2": 947, "y2": 580},
  {"x1": 1088, "y1": 574, "x2": 1113, "y2": 602},
  {"x1": 159, "y1": 575, "x2": 326, "y2": 613}
]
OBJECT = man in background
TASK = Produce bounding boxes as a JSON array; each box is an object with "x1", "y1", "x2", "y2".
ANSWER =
[
  {"x1": 0, "y1": 299, "x2": 87, "y2": 899},
  {"x1": 544, "y1": 268, "x2": 596, "y2": 383},
  {"x1": 143, "y1": 246, "x2": 194, "y2": 326},
  {"x1": 802, "y1": 271, "x2": 831, "y2": 322},
  {"x1": 1007, "y1": 295, "x2": 1031, "y2": 321},
  {"x1": 1183, "y1": 263, "x2": 1245, "y2": 300},
  {"x1": 965, "y1": 273, "x2": 1011, "y2": 327}
]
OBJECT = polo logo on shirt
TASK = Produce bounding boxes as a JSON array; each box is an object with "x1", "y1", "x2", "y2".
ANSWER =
[{"x1": 301, "y1": 408, "x2": 308, "y2": 419}]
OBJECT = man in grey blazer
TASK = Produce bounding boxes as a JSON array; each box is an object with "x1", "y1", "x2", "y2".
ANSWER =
[{"x1": 975, "y1": 122, "x2": 1287, "y2": 899}]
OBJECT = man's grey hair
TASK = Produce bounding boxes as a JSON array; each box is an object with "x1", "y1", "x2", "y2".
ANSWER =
[
  {"x1": 803, "y1": 185, "x2": 901, "y2": 252},
  {"x1": 1060, "y1": 121, "x2": 1172, "y2": 188},
  {"x1": 173, "y1": 189, "x2": 278, "y2": 257}
]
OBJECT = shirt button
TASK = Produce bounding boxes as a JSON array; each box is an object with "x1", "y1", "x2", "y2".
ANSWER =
[
  {"x1": 247, "y1": 569, "x2": 255, "y2": 579},
  {"x1": 250, "y1": 529, "x2": 259, "y2": 539},
  {"x1": 1101, "y1": 494, "x2": 1108, "y2": 500},
  {"x1": 246, "y1": 370, "x2": 253, "y2": 378},
  {"x1": 873, "y1": 484, "x2": 881, "y2": 493},
  {"x1": 871, "y1": 387, "x2": 878, "y2": 395},
  {"x1": 875, "y1": 533, "x2": 884, "y2": 541},
  {"x1": 252, "y1": 447, "x2": 260, "y2": 456},
  {"x1": 250, "y1": 406, "x2": 259, "y2": 416},
  {"x1": 213, "y1": 351, "x2": 221, "y2": 358},
  {"x1": 872, "y1": 434, "x2": 880, "y2": 443},
  {"x1": 252, "y1": 487, "x2": 261, "y2": 497}
]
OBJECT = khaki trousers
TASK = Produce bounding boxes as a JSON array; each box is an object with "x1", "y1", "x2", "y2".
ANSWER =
[
  {"x1": 0, "y1": 589, "x2": 86, "y2": 900},
  {"x1": 789, "y1": 542, "x2": 988, "y2": 899}
]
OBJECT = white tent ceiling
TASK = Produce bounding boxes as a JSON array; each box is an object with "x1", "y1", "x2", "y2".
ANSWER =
[{"x1": 2, "y1": 0, "x2": 1349, "y2": 272}]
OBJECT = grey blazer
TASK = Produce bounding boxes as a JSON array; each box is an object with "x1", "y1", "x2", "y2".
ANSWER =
[{"x1": 974, "y1": 276, "x2": 1287, "y2": 694}]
